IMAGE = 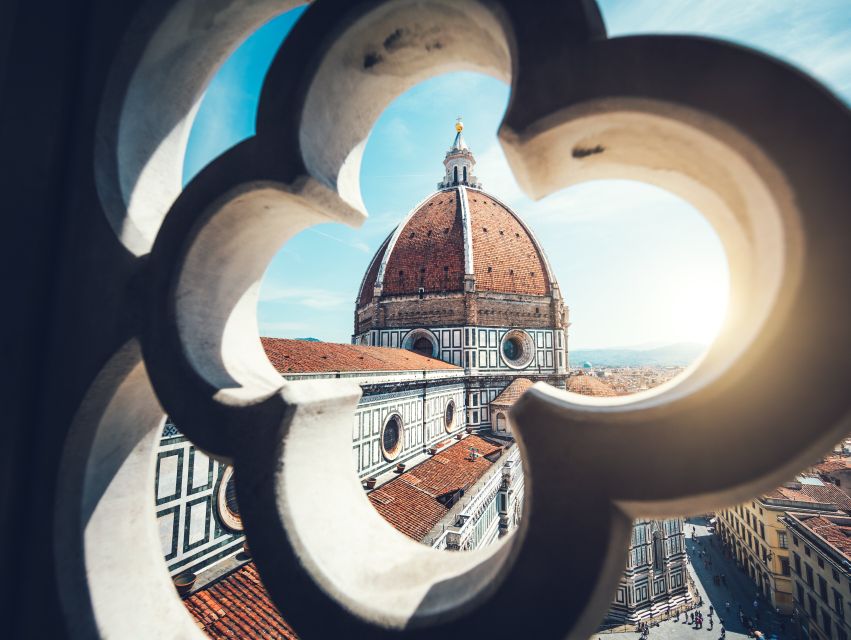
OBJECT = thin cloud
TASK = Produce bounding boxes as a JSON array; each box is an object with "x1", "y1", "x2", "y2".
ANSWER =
[
  {"x1": 307, "y1": 228, "x2": 372, "y2": 253},
  {"x1": 259, "y1": 284, "x2": 349, "y2": 310}
]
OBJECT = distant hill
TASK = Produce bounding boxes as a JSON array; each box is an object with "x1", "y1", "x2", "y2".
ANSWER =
[{"x1": 570, "y1": 342, "x2": 705, "y2": 368}]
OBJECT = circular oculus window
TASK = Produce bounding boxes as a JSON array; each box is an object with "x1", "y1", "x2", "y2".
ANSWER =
[
  {"x1": 500, "y1": 330, "x2": 535, "y2": 369},
  {"x1": 216, "y1": 466, "x2": 243, "y2": 532},
  {"x1": 381, "y1": 414, "x2": 403, "y2": 460},
  {"x1": 444, "y1": 400, "x2": 456, "y2": 432}
]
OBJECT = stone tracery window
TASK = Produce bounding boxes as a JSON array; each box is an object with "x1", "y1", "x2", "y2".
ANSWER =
[{"x1": 500, "y1": 329, "x2": 535, "y2": 369}]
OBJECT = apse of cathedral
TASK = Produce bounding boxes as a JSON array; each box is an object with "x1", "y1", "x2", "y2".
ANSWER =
[{"x1": 154, "y1": 122, "x2": 689, "y2": 633}]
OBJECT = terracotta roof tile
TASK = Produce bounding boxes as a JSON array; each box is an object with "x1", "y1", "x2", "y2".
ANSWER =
[
  {"x1": 566, "y1": 373, "x2": 618, "y2": 397},
  {"x1": 794, "y1": 515, "x2": 851, "y2": 561},
  {"x1": 369, "y1": 435, "x2": 505, "y2": 541},
  {"x1": 491, "y1": 378, "x2": 534, "y2": 407},
  {"x1": 468, "y1": 192, "x2": 549, "y2": 295},
  {"x1": 382, "y1": 190, "x2": 466, "y2": 296},
  {"x1": 814, "y1": 456, "x2": 851, "y2": 475},
  {"x1": 357, "y1": 187, "x2": 554, "y2": 305},
  {"x1": 261, "y1": 338, "x2": 460, "y2": 373},
  {"x1": 184, "y1": 563, "x2": 299, "y2": 639},
  {"x1": 763, "y1": 481, "x2": 851, "y2": 512}
]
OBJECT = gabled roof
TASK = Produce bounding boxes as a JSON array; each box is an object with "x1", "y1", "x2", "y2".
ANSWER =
[
  {"x1": 369, "y1": 435, "x2": 505, "y2": 541},
  {"x1": 261, "y1": 338, "x2": 460, "y2": 373},
  {"x1": 183, "y1": 562, "x2": 298, "y2": 639},
  {"x1": 491, "y1": 378, "x2": 534, "y2": 407}
]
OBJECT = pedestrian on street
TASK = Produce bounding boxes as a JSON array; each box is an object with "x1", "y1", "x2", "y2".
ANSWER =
[
  {"x1": 709, "y1": 605, "x2": 714, "y2": 616},
  {"x1": 725, "y1": 601, "x2": 730, "y2": 613}
]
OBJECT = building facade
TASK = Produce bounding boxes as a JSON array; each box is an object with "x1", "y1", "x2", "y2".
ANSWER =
[
  {"x1": 785, "y1": 512, "x2": 851, "y2": 640},
  {"x1": 716, "y1": 478, "x2": 851, "y2": 614},
  {"x1": 609, "y1": 519, "x2": 690, "y2": 623}
]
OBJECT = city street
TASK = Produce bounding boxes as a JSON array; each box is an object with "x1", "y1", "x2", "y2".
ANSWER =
[{"x1": 599, "y1": 518, "x2": 790, "y2": 639}]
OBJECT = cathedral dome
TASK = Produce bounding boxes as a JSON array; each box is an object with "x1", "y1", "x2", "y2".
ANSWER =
[{"x1": 357, "y1": 122, "x2": 557, "y2": 307}]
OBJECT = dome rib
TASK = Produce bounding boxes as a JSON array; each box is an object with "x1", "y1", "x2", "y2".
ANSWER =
[
  {"x1": 357, "y1": 186, "x2": 559, "y2": 307},
  {"x1": 356, "y1": 231, "x2": 392, "y2": 306}
]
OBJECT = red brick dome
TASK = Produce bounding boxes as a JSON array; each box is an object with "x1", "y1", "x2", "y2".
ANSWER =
[{"x1": 357, "y1": 187, "x2": 556, "y2": 307}]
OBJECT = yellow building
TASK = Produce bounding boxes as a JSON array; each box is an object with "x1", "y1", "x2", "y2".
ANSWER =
[
  {"x1": 716, "y1": 478, "x2": 851, "y2": 615},
  {"x1": 784, "y1": 512, "x2": 851, "y2": 640}
]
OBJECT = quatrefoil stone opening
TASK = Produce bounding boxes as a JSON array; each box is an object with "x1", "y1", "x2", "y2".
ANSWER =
[{"x1": 54, "y1": 1, "x2": 851, "y2": 639}]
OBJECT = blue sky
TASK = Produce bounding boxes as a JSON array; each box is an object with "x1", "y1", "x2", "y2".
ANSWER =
[{"x1": 184, "y1": 1, "x2": 851, "y2": 349}]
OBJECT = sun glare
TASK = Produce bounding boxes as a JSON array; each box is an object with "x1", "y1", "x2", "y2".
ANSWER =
[{"x1": 666, "y1": 270, "x2": 730, "y2": 345}]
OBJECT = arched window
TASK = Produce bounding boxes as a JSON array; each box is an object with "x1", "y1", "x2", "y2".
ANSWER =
[
  {"x1": 412, "y1": 337, "x2": 432, "y2": 357},
  {"x1": 463, "y1": 166, "x2": 468, "y2": 183},
  {"x1": 496, "y1": 413, "x2": 506, "y2": 432},
  {"x1": 652, "y1": 531, "x2": 664, "y2": 571},
  {"x1": 453, "y1": 166, "x2": 458, "y2": 184}
]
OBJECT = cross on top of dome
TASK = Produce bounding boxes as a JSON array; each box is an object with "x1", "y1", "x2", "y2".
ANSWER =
[
  {"x1": 451, "y1": 116, "x2": 468, "y2": 151},
  {"x1": 438, "y1": 117, "x2": 481, "y2": 189}
]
